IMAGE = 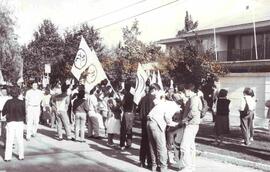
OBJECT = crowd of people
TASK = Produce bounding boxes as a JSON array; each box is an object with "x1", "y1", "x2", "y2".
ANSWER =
[{"x1": 0, "y1": 78, "x2": 269, "y2": 172}]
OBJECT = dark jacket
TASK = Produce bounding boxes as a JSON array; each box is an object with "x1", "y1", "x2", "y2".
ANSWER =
[{"x1": 2, "y1": 98, "x2": 26, "y2": 123}]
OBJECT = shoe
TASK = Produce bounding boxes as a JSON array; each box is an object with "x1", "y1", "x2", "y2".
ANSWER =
[
  {"x1": 250, "y1": 137, "x2": 254, "y2": 141},
  {"x1": 80, "y1": 140, "x2": 86, "y2": 143},
  {"x1": 19, "y1": 158, "x2": 24, "y2": 160},
  {"x1": 26, "y1": 138, "x2": 30, "y2": 141},
  {"x1": 125, "y1": 145, "x2": 131, "y2": 149},
  {"x1": 71, "y1": 138, "x2": 79, "y2": 142},
  {"x1": 139, "y1": 162, "x2": 146, "y2": 168},
  {"x1": 119, "y1": 146, "x2": 125, "y2": 150},
  {"x1": 58, "y1": 138, "x2": 63, "y2": 141},
  {"x1": 4, "y1": 159, "x2": 11, "y2": 162},
  {"x1": 241, "y1": 142, "x2": 250, "y2": 146}
]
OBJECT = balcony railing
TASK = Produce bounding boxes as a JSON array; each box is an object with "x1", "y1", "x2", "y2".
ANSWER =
[{"x1": 216, "y1": 46, "x2": 270, "y2": 62}]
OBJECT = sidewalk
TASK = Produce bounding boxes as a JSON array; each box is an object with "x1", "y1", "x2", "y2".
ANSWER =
[
  {"x1": 196, "y1": 112, "x2": 270, "y2": 172},
  {"x1": 0, "y1": 125, "x2": 264, "y2": 172}
]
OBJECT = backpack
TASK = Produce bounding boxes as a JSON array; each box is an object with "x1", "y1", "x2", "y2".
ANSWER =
[{"x1": 200, "y1": 96, "x2": 209, "y2": 118}]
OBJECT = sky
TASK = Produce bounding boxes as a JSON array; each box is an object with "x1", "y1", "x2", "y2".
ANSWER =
[{"x1": 2, "y1": 0, "x2": 270, "y2": 48}]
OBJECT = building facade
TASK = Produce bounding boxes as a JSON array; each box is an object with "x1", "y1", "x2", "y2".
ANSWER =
[{"x1": 157, "y1": 19, "x2": 270, "y2": 128}]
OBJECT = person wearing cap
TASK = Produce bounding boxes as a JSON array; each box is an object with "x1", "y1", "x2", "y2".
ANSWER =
[
  {"x1": 2, "y1": 86, "x2": 26, "y2": 161},
  {"x1": 25, "y1": 81, "x2": 44, "y2": 141},
  {"x1": 147, "y1": 91, "x2": 180, "y2": 172}
]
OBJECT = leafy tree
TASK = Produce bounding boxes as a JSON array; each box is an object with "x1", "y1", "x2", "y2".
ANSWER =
[
  {"x1": 22, "y1": 19, "x2": 64, "y2": 85},
  {"x1": 115, "y1": 20, "x2": 164, "y2": 80},
  {"x1": 164, "y1": 12, "x2": 227, "y2": 90},
  {"x1": 177, "y1": 11, "x2": 198, "y2": 37},
  {"x1": 0, "y1": 6, "x2": 22, "y2": 83}
]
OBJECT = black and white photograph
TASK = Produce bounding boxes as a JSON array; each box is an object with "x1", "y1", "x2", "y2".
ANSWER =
[{"x1": 0, "y1": 0, "x2": 270, "y2": 171}]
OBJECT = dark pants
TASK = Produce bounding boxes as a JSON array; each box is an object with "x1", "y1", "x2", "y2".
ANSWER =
[
  {"x1": 240, "y1": 114, "x2": 254, "y2": 145},
  {"x1": 139, "y1": 119, "x2": 152, "y2": 166},
  {"x1": 120, "y1": 112, "x2": 134, "y2": 147}
]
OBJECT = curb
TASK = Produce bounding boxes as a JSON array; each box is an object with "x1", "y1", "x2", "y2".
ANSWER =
[{"x1": 197, "y1": 150, "x2": 270, "y2": 172}]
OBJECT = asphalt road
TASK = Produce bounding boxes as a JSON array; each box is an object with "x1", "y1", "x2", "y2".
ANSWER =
[{"x1": 0, "y1": 125, "x2": 264, "y2": 172}]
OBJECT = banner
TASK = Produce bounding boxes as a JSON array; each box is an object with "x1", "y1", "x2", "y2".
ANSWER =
[
  {"x1": 71, "y1": 36, "x2": 107, "y2": 91},
  {"x1": 133, "y1": 63, "x2": 148, "y2": 105}
]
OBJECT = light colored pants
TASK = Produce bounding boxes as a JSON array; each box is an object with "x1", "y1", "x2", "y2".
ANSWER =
[
  {"x1": 56, "y1": 111, "x2": 72, "y2": 139},
  {"x1": 26, "y1": 106, "x2": 41, "y2": 139},
  {"x1": 75, "y1": 112, "x2": 87, "y2": 141},
  {"x1": 147, "y1": 120, "x2": 168, "y2": 172},
  {"x1": 88, "y1": 113, "x2": 99, "y2": 137},
  {"x1": 5, "y1": 121, "x2": 24, "y2": 160},
  {"x1": 179, "y1": 124, "x2": 199, "y2": 170}
]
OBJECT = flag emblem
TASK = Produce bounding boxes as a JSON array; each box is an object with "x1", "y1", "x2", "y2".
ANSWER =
[
  {"x1": 85, "y1": 64, "x2": 97, "y2": 84},
  {"x1": 74, "y1": 48, "x2": 87, "y2": 69}
]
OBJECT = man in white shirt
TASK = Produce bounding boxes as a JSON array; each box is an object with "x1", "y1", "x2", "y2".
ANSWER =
[
  {"x1": 25, "y1": 82, "x2": 44, "y2": 140},
  {"x1": 147, "y1": 92, "x2": 180, "y2": 172}
]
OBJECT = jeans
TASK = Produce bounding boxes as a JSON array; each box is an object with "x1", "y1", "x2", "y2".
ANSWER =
[
  {"x1": 75, "y1": 112, "x2": 87, "y2": 141},
  {"x1": 180, "y1": 124, "x2": 199, "y2": 170},
  {"x1": 26, "y1": 106, "x2": 41, "y2": 139},
  {"x1": 147, "y1": 120, "x2": 168, "y2": 172},
  {"x1": 56, "y1": 110, "x2": 72, "y2": 139},
  {"x1": 120, "y1": 112, "x2": 134, "y2": 147},
  {"x1": 240, "y1": 114, "x2": 254, "y2": 145},
  {"x1": 5, "y1": 121, "x2": 24, "y2": 160},
  {"x1": 87, "y1": 114, "x2": 99, "y2": 137}
]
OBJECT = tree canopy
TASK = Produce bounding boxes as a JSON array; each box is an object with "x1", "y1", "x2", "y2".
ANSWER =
[{"x1": 0, "y1": 6, "x2": 22, "y2": 83}]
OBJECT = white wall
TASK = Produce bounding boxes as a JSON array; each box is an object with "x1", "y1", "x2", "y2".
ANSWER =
[
  {"x1": 216, "y1": 35, "x2": 228, "y2": 51},
  {"x1": 219, "y1": 73, "x2": 270, "y2": 128}
]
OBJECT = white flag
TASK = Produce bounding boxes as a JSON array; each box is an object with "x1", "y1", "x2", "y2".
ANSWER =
[
  {"x1": 133, "y1": 63, "x2": 148, "y2": 105},
  {"x1": 150, "y1": 71, "x2": 157, "y2": 85},
  {"x1": 157, "y1": 70, "x2": 164, "y2": 91},
  {"x1": 0, "y1": 70, "x2": 5, "y2": 85},
  {"x1": 71, "y1": 36, "x2": 107, "y2": 91}
]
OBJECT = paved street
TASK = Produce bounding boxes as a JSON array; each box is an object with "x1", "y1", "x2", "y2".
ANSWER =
[{"x1": 0, "y1": 125, "x2": 264, "y2": 172}]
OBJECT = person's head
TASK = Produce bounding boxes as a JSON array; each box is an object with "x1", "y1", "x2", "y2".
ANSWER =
[
  {"x1": 218, "y1": 89, "x2": 228, "y2": 98},
  {"x1": 149, "y1": 83, "x2": 161, "y2": 96},
  {"x1": 77, "y1": 89, "x2": 85, "y2": 99},
  {"x1": 32, "y1": 82, "x2": 38, "y2": 90},
  {"x1": 9, "y1": 86, "x2": 21, "y2": 98},
  {"x1": 184, "y1": 82, "x2": 195, "y2": 97},
  {"x1": 243, "y1": 87, "x2": 253, "y2": 96}
]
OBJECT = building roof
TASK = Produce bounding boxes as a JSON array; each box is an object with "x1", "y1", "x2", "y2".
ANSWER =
[{"x1": 157, "y1": 4, "x2": 270, "y2": 44}]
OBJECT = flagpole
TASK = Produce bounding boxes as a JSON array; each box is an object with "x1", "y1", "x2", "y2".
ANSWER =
[
  {"x1": 252, "y1": 2, "x2": 258, "y2": 60},
  {"x1": 213, "y1": 27, "x2": 218, "y2": 61}
]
